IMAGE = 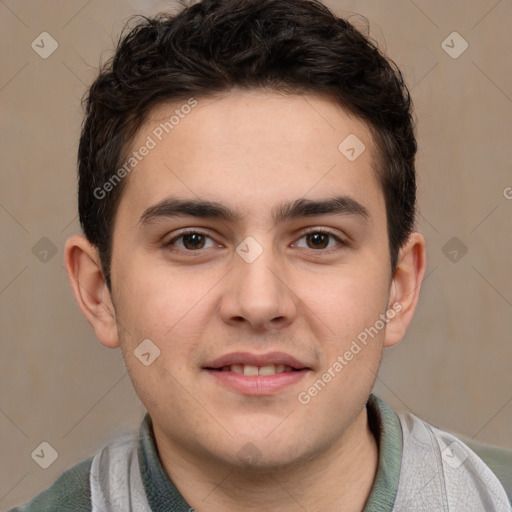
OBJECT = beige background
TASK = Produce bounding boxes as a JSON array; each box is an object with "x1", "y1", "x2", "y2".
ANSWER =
[{"x1": 1, "y1": 0, "x2": 511, "y2": 509}]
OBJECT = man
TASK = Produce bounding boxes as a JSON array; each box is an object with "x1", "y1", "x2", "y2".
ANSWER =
[{"x1": 11, "y1": 0, "x2": 512, "y2": 510}]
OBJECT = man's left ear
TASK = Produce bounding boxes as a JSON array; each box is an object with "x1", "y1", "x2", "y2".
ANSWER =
[{"x1": 384, "y1": 231, "x2": 427, "y2": 348}]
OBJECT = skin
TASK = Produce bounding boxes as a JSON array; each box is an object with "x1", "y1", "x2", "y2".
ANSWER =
[{"x1": 65, "y1": 89, "x2": 426, "y2": 512}]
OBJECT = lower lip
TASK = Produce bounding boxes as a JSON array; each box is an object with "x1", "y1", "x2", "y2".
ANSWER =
[{"x1": 204, "y1": 369, "x2": 308, "y2": 395}]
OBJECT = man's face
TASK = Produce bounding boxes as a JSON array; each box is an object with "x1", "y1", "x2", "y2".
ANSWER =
[{"x1": 110, "y1": 90, "x2": 393, "y2": 468}]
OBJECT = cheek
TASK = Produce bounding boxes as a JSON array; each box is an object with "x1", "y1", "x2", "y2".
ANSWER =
[
  {"x1": 299, "y1": 264, "x2": 391, "y2": 340},
  {"x1": 296, "y1": 271, "x2": 388, "y2": 421},
  {"x1": 114, "y1": 254, "x2": 206, "y2": 335},
  {"x1": 113, "y1": 259, "x2": 215, "y2": 378},
  {"x1": 312, "y1": 267, "x2": 389, "y2": 391},
  {"x1": 115, "y1": 281, "x2": 206, "y2": 413}
]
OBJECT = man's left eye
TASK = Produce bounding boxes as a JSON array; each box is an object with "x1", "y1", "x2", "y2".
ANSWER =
[{"x1": 293, "y1": 231, "x2": 344, "y2": 250}]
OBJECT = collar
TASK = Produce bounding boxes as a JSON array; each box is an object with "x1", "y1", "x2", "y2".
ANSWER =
[
  {"x1": 362, "y1": 394, "x2": 402, "y2": 511},
  {"x1": 137, "y1": 394, "x2": 403, "y2": 511}
]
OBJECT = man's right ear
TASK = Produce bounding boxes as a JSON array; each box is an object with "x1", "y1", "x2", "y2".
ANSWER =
[{"x1": 64, "y1": 235, "x2": 120, "y2": 348}]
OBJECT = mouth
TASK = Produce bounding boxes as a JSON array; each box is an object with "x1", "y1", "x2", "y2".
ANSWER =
[
  {"x1": 203, "y1": 352, "x2": 311, "y2": 395},
  {"x1": 210, "y1": 364, "x2": 299, "y2": 376}
]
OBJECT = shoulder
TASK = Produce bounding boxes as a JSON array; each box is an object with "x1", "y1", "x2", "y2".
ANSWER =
[
  {"x1": 8, "y1": 426, "x2": 143, "y2": 512},
  {"x1": 396, "y1": 411, "x2": 512, "y2": 510},
  {"x1": 8, "y1": 457, "x2": 93, "y2": 512},
  {"x1": 461, "y1": 436, "x2": 512, "y2": 506}
]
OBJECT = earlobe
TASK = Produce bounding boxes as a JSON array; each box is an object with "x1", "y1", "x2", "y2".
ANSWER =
[
  {"x1": 64, "y1": 235, "x2": 120, "y2": 349},
  {"x1": 384, "y1": 232, "x2": 427, "y2": 348}
]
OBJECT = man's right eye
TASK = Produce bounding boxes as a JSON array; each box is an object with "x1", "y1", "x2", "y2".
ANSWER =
[{"x1": 167, "y1": 230, "x2": 217, "y2": 251}]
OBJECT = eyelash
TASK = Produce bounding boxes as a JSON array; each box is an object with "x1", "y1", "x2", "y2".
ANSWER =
[
  {"x1": 293, "y1": 228, "x2": 346, "y2": 251},
  {"x1": 166, "y1": 228, "x2": 346, "y2": 253},
  {"x1": 166, "y1": 229, "x2": 219, "y2": 252}
]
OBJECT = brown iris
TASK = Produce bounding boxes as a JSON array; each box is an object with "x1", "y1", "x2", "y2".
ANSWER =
[
  {"x1": 306, "y1": 232, "x2": 330, "y2": 249},
  {"x1": 182, "y1": 233, "x2": 206, "y2": 250}
]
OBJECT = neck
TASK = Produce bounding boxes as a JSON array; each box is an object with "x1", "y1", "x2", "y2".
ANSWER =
[{"x1": 154, "y1": 406, "x2": 379, "y2": 512}]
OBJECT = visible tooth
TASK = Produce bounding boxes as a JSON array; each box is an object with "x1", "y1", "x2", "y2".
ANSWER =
[
  {"x1": 259, "y1": 365, "x2": 276, "y2": 376},
  {"x1": 243, "y1": 365, "x2": 259, "y2": 376},
  {"x1": 231, "y1": 364, "x2": 244, "y2": 374},
  {"x1": 275, "y1": 364, "x2": 285, "y2": 374}
]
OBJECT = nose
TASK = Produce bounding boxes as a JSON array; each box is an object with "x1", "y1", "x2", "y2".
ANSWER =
[{"x1": 219, "y1": 245, "x2": 298, "y2": 332}]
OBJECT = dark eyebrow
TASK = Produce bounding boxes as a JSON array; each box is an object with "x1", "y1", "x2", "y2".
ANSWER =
[
  {"x1": 139, "y1": 198, "x2": 237, "y2": 226},
  {"x1": 138, "y1": 195, "x2": 370, "y2": 227},
  {"x1": 273, "y1": 196, "x2": 370, "y2": 224}
]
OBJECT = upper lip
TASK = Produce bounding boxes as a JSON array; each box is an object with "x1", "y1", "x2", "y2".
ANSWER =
[{"x1": 204, "y1": 351, "x2": 311, "y2": 370}]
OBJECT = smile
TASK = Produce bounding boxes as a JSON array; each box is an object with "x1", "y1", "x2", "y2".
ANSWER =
[
  {"x1": 217, "y1": 364, "x2": 295, "y2": 376},
  {"x1": 203, "y1": 352, "x2": 311, "y2": 395}
]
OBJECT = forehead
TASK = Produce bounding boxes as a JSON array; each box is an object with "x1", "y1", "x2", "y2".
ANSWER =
[{"x1": 116, "y1": 89, "x2": 384, "y2": 226}]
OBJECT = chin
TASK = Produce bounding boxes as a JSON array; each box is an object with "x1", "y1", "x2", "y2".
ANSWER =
[
  {"x1": 220, "y1": 446, "x2": 307, "y2": 473},
  {"x1": 209, "y1": 427, "x2": 320, "y2": 472}
]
